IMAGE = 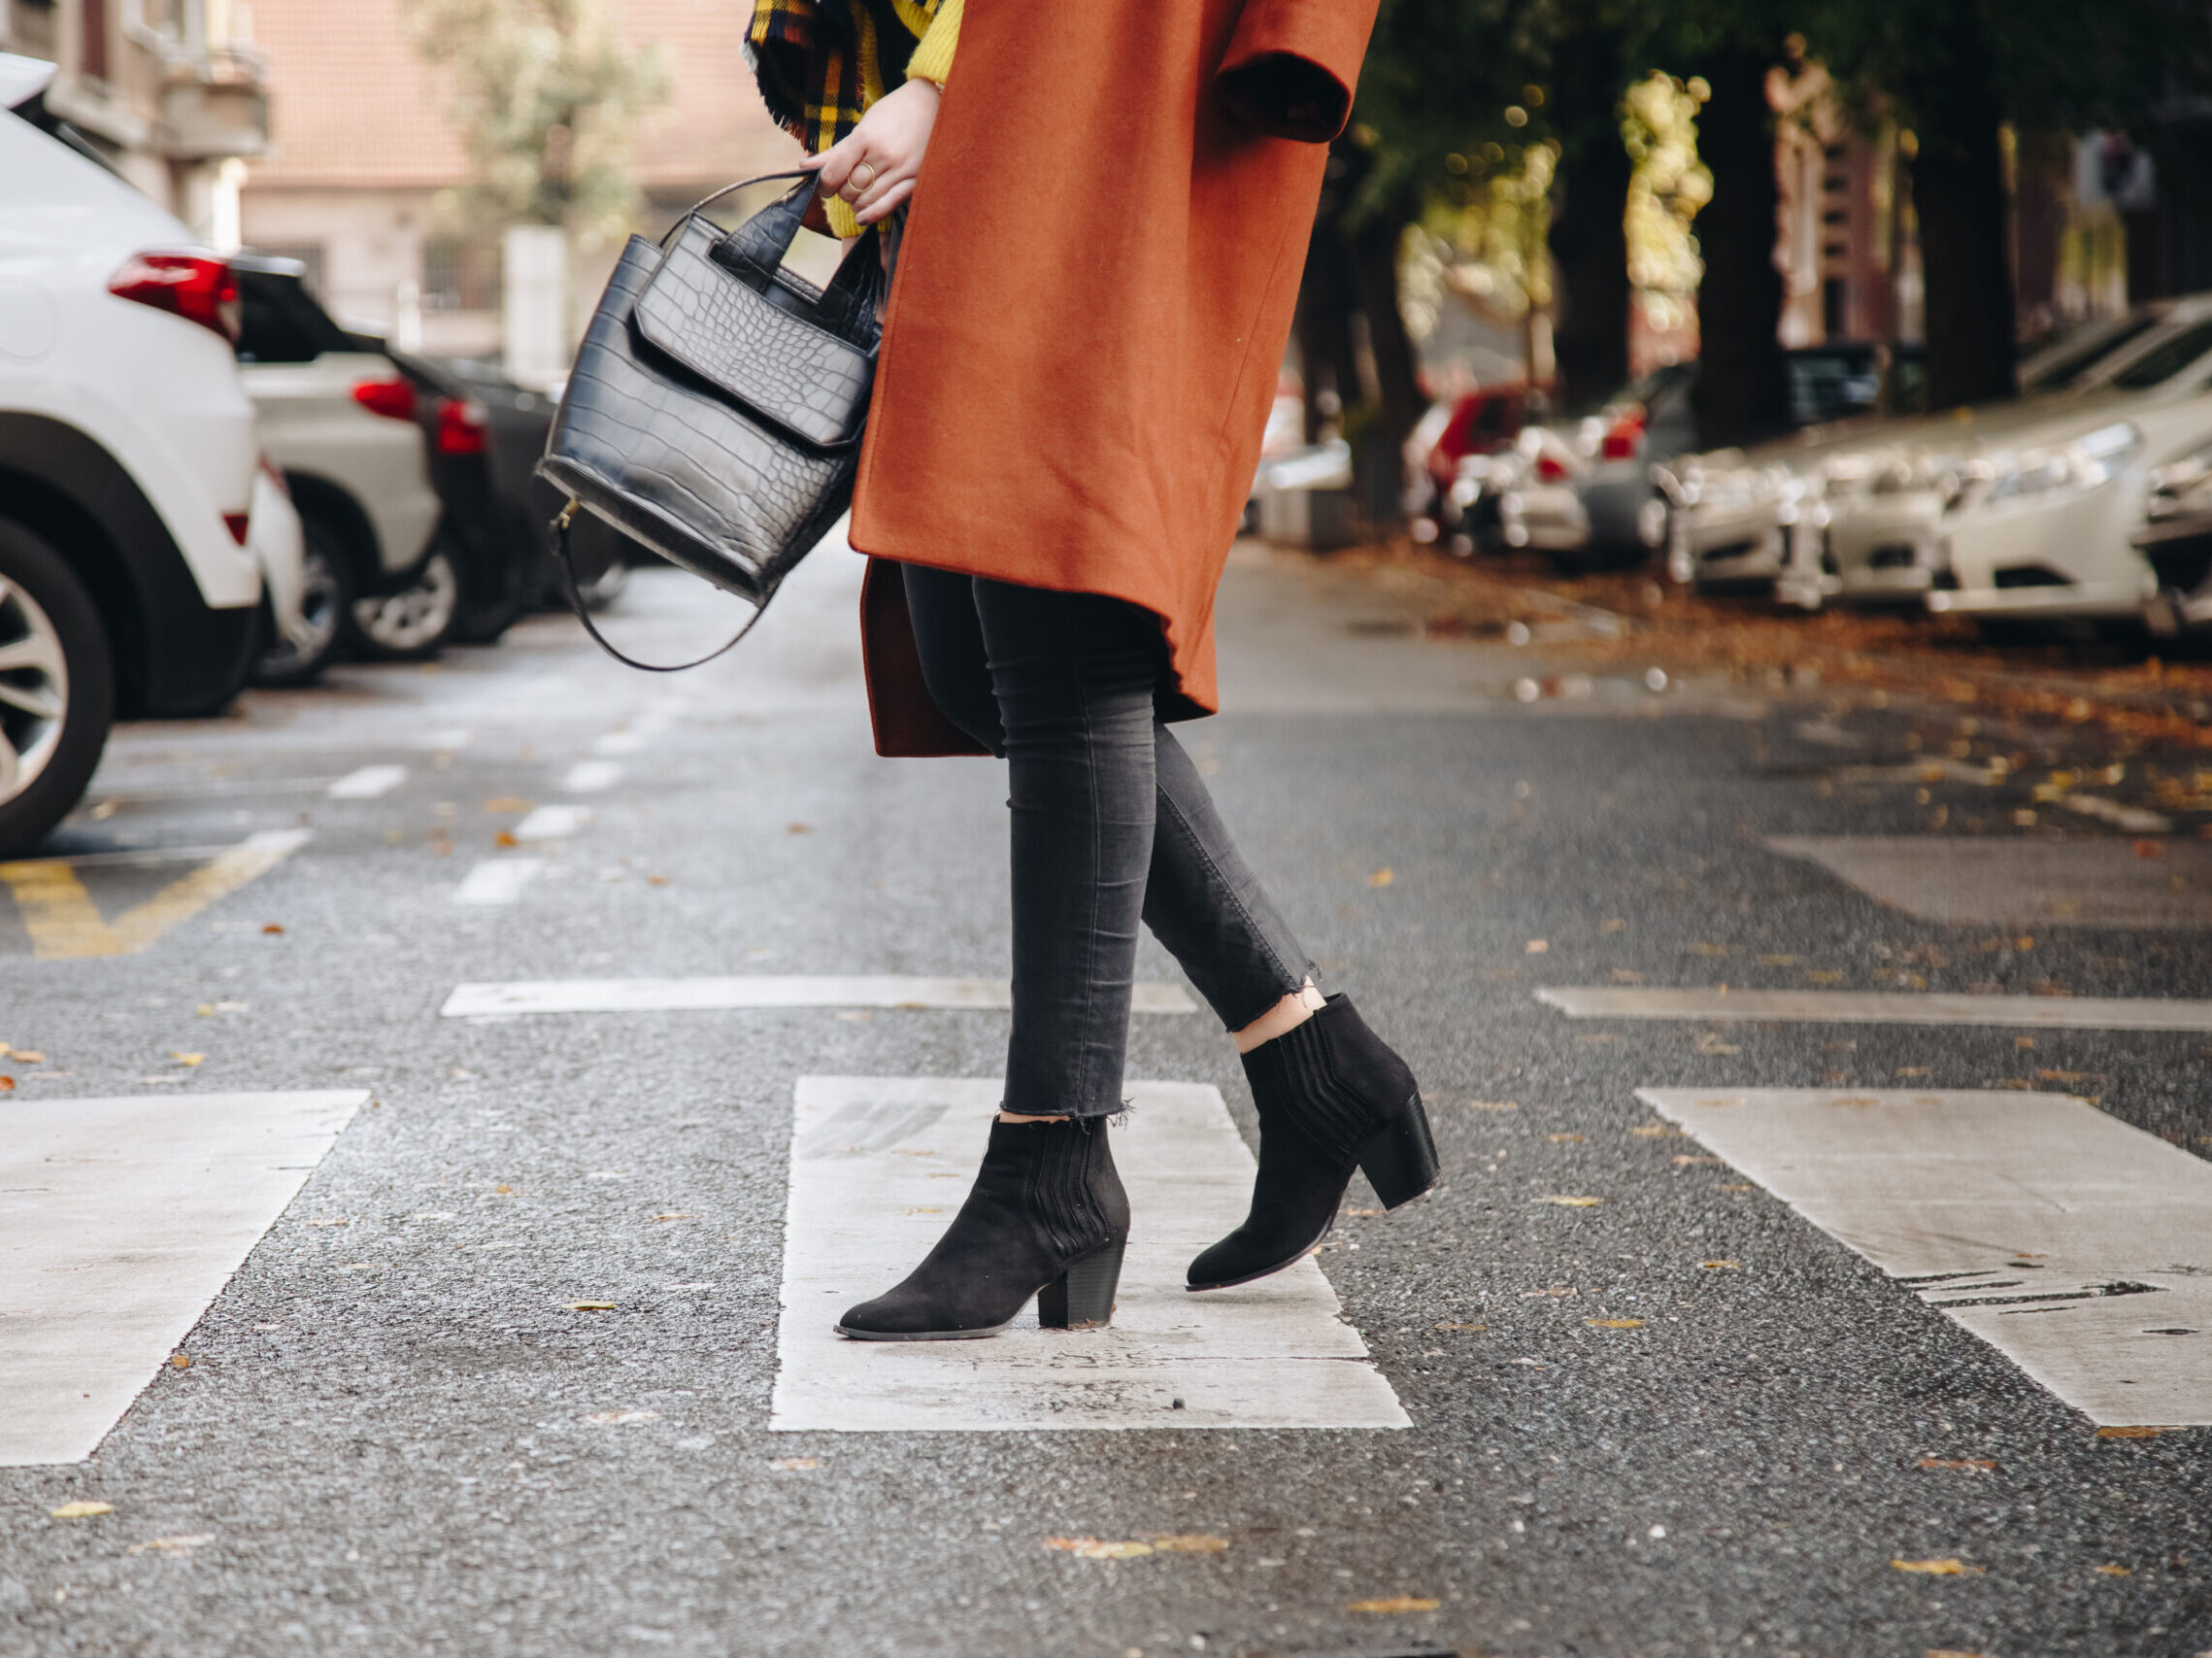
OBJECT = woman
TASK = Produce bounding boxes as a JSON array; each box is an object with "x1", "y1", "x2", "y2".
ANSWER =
[{"x1": 746, "y1": 0, "x2": 1437, "y2": 1341}]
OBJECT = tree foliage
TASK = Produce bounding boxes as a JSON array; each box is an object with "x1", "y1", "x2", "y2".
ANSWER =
[{"x1": 411, "y1": 0, "x2": 670, "y2": 245}]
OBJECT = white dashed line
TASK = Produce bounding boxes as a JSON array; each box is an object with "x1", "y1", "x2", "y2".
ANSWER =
[
  {"x1": 513, "y1": 805, "x2": 592, "y2": 842},
  {"x1": 1538, "y1": 987, "x2": 2212, "y2": 1032},
  {"x1": 439, "y1": 976, "x2": 1202, "y2": 1016},
  {"x1": 771, "y1": 1076, "x2": 1408, "y2": 1432},
  {"x1": 453, "y1": 859, "x2": 546, "y2": 905},
  {"x1": 561, "y1": 761, "x2": 624, "y2": 794},
  {"x1": 1638, "y1": 1088, "x2": 2212, "y2": 1427},
  {"x1": 325, "y1": 764, "x2": 408, "y2": 799},
  {"x1": 0, "y1": 1091, "x2": 366, "y2": 1465},
  {"x1": 1765, "y1": 834, "x2": 2212, "y2": 928}
]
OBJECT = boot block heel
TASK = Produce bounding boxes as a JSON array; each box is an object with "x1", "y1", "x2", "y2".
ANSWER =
[
  {"x1": 1038, "y1": 1239, "x2": 1125, "y2": 1330},
  {"x1": 1357, "y1": 1094, "x2": 1439, "y2": 1210}
]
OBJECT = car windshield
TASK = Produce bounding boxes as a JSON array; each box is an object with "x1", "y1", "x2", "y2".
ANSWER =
[
  {"x1": 2106, "y1": 318, "x2": 2212, "y2": 390},
  {"x1": 235, "y1": 269, "x2": 356, "y2": 364},
  {"x1": 2025, "y1": 314, "x2": 2163, "y2": 391}
]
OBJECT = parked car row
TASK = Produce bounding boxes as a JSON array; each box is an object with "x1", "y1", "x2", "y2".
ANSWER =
[{"x1": 0, "y1": 53, "x2": 625, "y2": 857}]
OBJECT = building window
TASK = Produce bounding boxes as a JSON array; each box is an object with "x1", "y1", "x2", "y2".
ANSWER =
[
  {"x1": 81, "y1": 0, "x2": 111, "y2": 82},
  {"x1": 255, "y1": 244, "x2": 328, "y2": 295},
  {"x1": 422, "y1": 236, "x2": 502, "y2": 312},
  {"x1": 1823, "y1": 278, "x2": 1848, "y2": 342}
]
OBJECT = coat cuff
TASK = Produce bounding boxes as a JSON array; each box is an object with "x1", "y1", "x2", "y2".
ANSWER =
[
  {"x1": 905, "y1": 0, "x2": 961, "y2": 86},
  {"x1": 1215, "y1": 0, "x2": 1380, "y2": 143}
]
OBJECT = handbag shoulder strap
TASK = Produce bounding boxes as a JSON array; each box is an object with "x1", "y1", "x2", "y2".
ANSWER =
[{"x1": 553, "y1": 504, "x2": 771, "y2": 673}]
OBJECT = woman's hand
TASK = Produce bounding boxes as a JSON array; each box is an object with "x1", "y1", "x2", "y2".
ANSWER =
[{"x1": 804, "y1": 78, "x2": 941, "y2": 225}]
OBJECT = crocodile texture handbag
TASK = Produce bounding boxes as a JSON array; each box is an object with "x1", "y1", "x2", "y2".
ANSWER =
[{"x1": 536, "y1": 170, "x2": 887, "y2": 670}]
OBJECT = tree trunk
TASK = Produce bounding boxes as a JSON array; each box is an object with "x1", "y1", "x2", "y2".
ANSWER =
[
  {"x1": 1688, "y1": 44, "x2": 1791, "y2": 449},
  {"x1": 1347, "y1": 193, "x2": 1425, "y2": 518},
  {"x1": 1546, "y1": 28, "x2": 1632, "y2": 412},
  {"x1": 1908, "y1": 11, "x2": 2015, "y2": 407}
]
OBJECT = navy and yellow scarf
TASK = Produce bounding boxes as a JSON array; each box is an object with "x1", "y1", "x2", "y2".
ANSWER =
[{"x1": 747, "y1": 0, "x2": 942, "y2": 152}]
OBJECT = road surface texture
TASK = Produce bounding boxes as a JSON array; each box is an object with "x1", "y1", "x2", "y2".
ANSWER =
[{"x1": 2, "y1": 538, "x2": 2209, "y2": 1657}]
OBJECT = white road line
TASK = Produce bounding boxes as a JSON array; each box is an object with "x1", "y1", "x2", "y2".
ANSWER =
[
  {"x1": 1637, "y1": 1088, "x2": 2212, "y2": 1428},
  {"x1": 0, "y1": 1091, "x2": 367, "y2": 1465},
  {"x1": 771, "y1": 1076, "x2": 1408, "y2": 1431},
  {"x1": 452, "y1": 859, "x2": 546, "y2": 906},
  {"x1": 1766, "y1": 834, "x2": 2212, "y2": 928},
  {"x1": 513, "y1": 804, "x2": 592, "y2": 841},
  {"x1": 1537, "y1": 987, "x2": 2212, "y2": 1032},
  {"x1": 440, "y1": 976, "x2": 1202, "y2": 1017},
  {"x1": 326, "y1": 764, "x2": 409, "y2": 800},
  {"x1": 2061, "y1": 795, "x2": 2174, "y2": 834},
  {"x1": 561, "y1": 761, "x2": 624, "y2": 794}
]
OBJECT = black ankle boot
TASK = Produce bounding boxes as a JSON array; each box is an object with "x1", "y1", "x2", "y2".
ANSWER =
[
  {"x1": 1188, "y1": 995, "x2": 1437, "y2": 1293},
  {"x1": 836, "y1": 1116, "x2": 1131, "y2": 1340}
]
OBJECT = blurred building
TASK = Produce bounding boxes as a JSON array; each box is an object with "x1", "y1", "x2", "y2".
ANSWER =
[
  {"x1": 1, "y1": 0, "x2": 273, "y2": 236},
  {"x1": 237, "y1": 0, "x2": 791, "y2": 352},
  {"x1": 1769, "y1": 59, "x2": 1919, "y2": 351}
]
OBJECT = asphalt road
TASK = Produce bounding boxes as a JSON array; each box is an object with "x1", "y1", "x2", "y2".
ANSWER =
[{"x1": 2, "y1": 539, "x2": 2209, "y2": 1657}]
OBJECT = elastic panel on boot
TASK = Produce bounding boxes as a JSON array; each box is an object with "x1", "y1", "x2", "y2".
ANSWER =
[
  {"x1": 1256, "y1": 1014, "x2": 1374, "y2": 1167},
  {"x1": 1025, "y1": 1123, "x2": 1110, "y2": 1260}
]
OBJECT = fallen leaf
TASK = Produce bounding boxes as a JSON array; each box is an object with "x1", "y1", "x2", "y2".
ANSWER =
[
  {"x1": 1690, "y1": 942, "x2": 1730, "y2": 957},
  {"x1": 1535, "y1": 1196, "x2": 1602, "y2": 1207},
  {"x1": 168, "y1": 1354, "x2": 190, "y2": 1369},
  {"x1": 567, "y1": 1301, "x2": 617, "y2": 1311},
  {"x1": 1045, "y1": 1538, "x2": 1154, "y2": 1560},
  {"x1": 1628, "y1": 1124, "x2": 1676, "y2": 1138},
  {"x1": 1917, "y1": 1458, "x2": 1995, "y2": 1472},
  {"x1": 787, "y1": 822, "x2": 813, "y2": 834},
  {"x1": 1525, "y1": 937, "x2": 1547, "y2": 953},
  {"x1": 128, "y1": 1534, "x2": 215, "y2": 1553},
  {"x1": 901, "y1": 1206, "x2": 943, "y2": 1216},
  {"x1": 2094, "y1": 1563, "x2": 2132, "y2": 1576},
  {"x1": 170, "y1": 1052, "x2": 205, "y2": 1067},
  {"x1": 1757, "y1": 954, "x2": 1801, "y2": 966},
  {"x1": 261, "y1": 924, "x2": 284, "y2": 935},
  {"x1": 1693, "y1": 1032, "x2": 1741, "y2": 1055},
  {"x1": 493, "y1": 830, "x2": 519, "y2": 848},
  {"x1": 1467, "y1": 1100, "x2": 1518, "y2": 1112},
  {"x1": 2095, "y1": 1425, "x2": 2170, "y2": 1438},
  {"x1": 1150, "y1": 1535, "x2": 1229, "y2": 1553},
  {"x1": 647, "y1": 874, "x2": 669, "y2": 886},
  {"x1": 1343, "y1": 1207, "x2": 1381, "y2": 1217},
  {"x1": 1699, "y1": 1259, "x2": 1741, "y2": 1270},
  {"x1": 584, "y1": 1410, "x2": 660, "y2": 1425},
  {"x1": 1600, "y1": 917, "x2": 1626, "y2": 931},
  {"x1": 1587, "y1": 1317, "x2": 1645, "y2": 1329},
  {"x1": 1547, "y1": 1133, "x2": 1585, "y2": 1143},
  {"x1": 1347, "y1": 1596, "x2": 1440, "y2": 1613},
  {"x1": 1719, "y1": 1183, "x2": 1756, "y2": 1193},
  {"x1": 0, "y1": 1077, "x2": 12, "y2": 1092},
  {"x1": 8, "y1": 1050, "x2": 43, "y2": 1064},
  {"x1": 1366, "y1": 867, "x2": 1394, "y2": 888},
  {"x1": 483, "y1": 797, "x2": 534, "y2": 813},
  {"x1": 651, "y1": 1212, "x2": 693, "y2": 1222},
  {"x1": 308, "y1": 1217, "x2": 352, "y2": 1227},
  {"x1": 1672, "y1": 1155, "x2": 1719, "y2": 1166},
  {"x1": 49, "y1": 1502, "x2": 112, "y2": 1519},
  {"x1": 2134, "y1": 839, "x2": 2164, "y2": 861},
  {"x1": 1891, "y1": 1558, "x2": 1979, "y2": 1575},
  {"x1": 768, "y1": 1457, "x2": 820, "y2": 1471}
]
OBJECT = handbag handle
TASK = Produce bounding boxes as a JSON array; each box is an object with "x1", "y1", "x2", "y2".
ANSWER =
[
  {"x1": 552, "y1": 501, "x2": 771, "y2": 672},
  {"x1": 670, "y1": 167, "x2": 887, "y2": 340}
]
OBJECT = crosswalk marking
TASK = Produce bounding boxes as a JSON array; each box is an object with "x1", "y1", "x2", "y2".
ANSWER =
[
  {"x1": 561, "y1": 760, "x2": 623, "y2": 794},
  {"x1": 1538, "y1": 986, "x2": 2212, "y2": 1032},
  {"x1": 440, "y1": 976, "x2": 1202, "y2": 1017},
  {"x1": 771, "y1": 1077, "x2": 1408, "y2": 1432},
  {"x1": 452, "y1": 858, "x2": 545, "y2": 906},
  {"x1": 1636, "y1": 1088, "x2": 2212, "y2": 1427},
  {"x1": 513, "y1": 804, "x2": 590, "y2": 841},
  {"x1": 0, "y1": 829, "x2": 310, "y2": 959},
  {"x1": 0, "y1": 1091, "x2": 367, "y2": 1465},
  {"x1": 1766, "y1": 834, "x2": 2212, "y2": 929},
  {"x1": 325, "y1": 764, "x2": 408, "y2": 799}
]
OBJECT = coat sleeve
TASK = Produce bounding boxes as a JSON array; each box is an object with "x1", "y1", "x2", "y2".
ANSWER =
[{"x1": 1214, "y1": 0, "x2": 1383, "y2": 144}]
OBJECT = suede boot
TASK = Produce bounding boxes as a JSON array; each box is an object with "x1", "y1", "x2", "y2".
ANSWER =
[
  {"x1": 837, "y1": 1115, "x2": 1130, "y2": 1339},
  {"x1": 1188, "y1": 994, "x2": 1436, "y2": 1292}
]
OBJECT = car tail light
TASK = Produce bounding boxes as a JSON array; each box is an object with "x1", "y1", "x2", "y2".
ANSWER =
[
  {"x1": 352, "y1": 377, "x2": 419, "y2": 423},
  {"x1": 259, "y1": 456, "x2": 291, "y2": 496},
  {"x1": 108, "y1": 253, "x2": 240, "y2": 343},
  {"x1": 1535, "y1": 455, "x2": 1570, "y2": 483},
  {"x1": 222, "y1": 512, "x2": 251, "y2": 544},
  {"x1": 435, "y1": 396, "x2": 488, "y2": 456},
  {"x1": 1601, "y1": 408, "x2": 1646, "y2": 460}
]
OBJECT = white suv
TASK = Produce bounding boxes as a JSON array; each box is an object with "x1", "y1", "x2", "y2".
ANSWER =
[{"x1": 0, "y1": 53, "x2": 305, "y2": 855}]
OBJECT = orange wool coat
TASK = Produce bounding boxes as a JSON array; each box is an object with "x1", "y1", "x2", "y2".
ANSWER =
[{"x1": 847, "y1": 0, "x2": 1382, "y2": 756}]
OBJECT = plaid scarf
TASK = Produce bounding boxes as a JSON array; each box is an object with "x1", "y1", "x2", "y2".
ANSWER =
[{"x1": 747, "y1": 0, "x2": 940, "y2": 153}]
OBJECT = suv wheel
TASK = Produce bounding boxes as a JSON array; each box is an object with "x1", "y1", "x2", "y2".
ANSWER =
[
  {"x1": 253, "y1": 519, "x2": 352, "y2": 687},
  {"x1": 351, "y1": 542, "x2": 459, "y2": 660},
  {"x1": 0, "y1": 518, "x2": 115, "y2": 858}
]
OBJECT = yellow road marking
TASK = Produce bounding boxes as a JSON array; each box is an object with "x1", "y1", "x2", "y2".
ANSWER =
[{"x1": 0, "y1": 829, "x2": 309, "y2": 960}]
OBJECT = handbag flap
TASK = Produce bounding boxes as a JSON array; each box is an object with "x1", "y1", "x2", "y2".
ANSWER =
[{"x1": 632, "y1": 214, "x2": 876, "y2": 451}]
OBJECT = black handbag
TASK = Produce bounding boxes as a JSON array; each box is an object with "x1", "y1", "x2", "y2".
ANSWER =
[{"x1": 535, "y1": 169, "x2": 888, "y2": 670}]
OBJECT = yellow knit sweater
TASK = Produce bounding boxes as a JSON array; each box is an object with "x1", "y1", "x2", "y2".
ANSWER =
[{"x1": 821, "y1": 0, "x2": 960, "y2": 239}]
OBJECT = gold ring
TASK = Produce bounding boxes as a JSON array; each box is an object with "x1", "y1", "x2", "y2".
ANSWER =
[{"x1": 850, "y1": 161, "x2": 878, "y2": 193}]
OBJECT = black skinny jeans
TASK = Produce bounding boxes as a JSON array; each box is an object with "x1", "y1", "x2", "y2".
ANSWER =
[{"x1": 902, "y1": 564, "x2": 1314, "y2": 1119}]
